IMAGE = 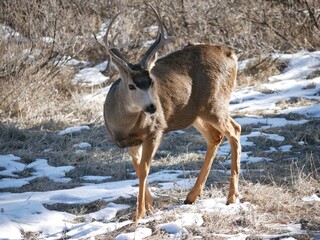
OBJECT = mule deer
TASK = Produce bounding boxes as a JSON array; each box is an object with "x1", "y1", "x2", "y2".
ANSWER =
[{"x1": 103, "y1": 5, "x2": 241, "y2": 220}]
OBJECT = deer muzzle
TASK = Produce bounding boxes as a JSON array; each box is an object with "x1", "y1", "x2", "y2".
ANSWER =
[{"x1": 145, "y1": 103, "x2": 157, "y2": 114}]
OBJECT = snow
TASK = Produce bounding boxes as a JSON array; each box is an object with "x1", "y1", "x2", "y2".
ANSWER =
[
  {"x1": 73, "y1": 61, "x2": 110, "y2": 87},
  {"x1": 234, "y1": 116, "x2": 309, "y2": 128},
  {"x1": 88, "y1": 203, "x2": 130, "y2": 221},
  {"x1": 171, "y1": 130, "x2": 186, "y2": 134},
  {"x1": 302, "y1": 194, "x2": 320, "y2": 202},
  {"x1": 230, "y1": 52, "x2": 320, "y2": 116},
  {"x1": 279, "y1": 145, "x2": 293, "y2": 152},
  {"x1": 27, "y1": 159, "x2": 74, "y2": 183},
  {"x1": 57, "y1": 125, "x2": 90, "y2": 136},
  {"x1": 82, "y1": 85, "x2": 112, "y2": 103},
  {"x1": 1, "y1": 48, "x2": 320, "y2": 239},
  {"x1": 66, "y1": 57, "x2": 91, "y2": 67},
  {"x1": 81, "y1": 175, "x2": 112, "y2": 182},
  {"x1": 0, "y1": 155, "x2": 74, "y2": 188},
  {"x1": 282, "y1": 103, "x2": 320, "y2": 118},
  {"x1": 214, "y1": 233, "x2": 248, "y2": 240},
  {"x1": 115, "y1": 227, "x2": 152, "y2": 240},
  {"x1": 157, "y1": 212, "x2": 203, "y2": 237},
  {"x1": 0, "y1": 154, "x2": 24, "y2": 177},
  {"x1": 0, "y1": 24, "x2": 28, "y2": 42},
  {"x1": 73, "y1": 142, "x2": 92, "y2": 150},
  {"x1": 146, "y1": 170, "x2": 197, "y2": 190},
  {"x1": 0, "y1": 170, "x2": 204, "y2": 239},
  {"x1": 158, "y1": 222, "x2": 189, "y2": 236},
  {"x1": 262, "y1": 223, "x2": 307, "y2": 239},
  {"x1": 269, "y1": 51, "x2": 320, "y2": 81}
]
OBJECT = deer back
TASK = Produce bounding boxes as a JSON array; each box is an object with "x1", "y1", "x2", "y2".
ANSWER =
[{"x1": 151, "y1": 44, "x2": 238, "y2": 132}]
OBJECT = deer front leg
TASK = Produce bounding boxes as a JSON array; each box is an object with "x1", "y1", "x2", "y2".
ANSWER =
[
  {"x1": 129, "y1": 145, "x2": 153, "y2": 212},
  {"x1": 135, "y1": 134, "x2": 162, "y2": 220}
]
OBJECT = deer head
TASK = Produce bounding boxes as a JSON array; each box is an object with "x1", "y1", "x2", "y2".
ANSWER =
[{"x1": 104, "y1": 4, "x2": 172, "y2": 115}]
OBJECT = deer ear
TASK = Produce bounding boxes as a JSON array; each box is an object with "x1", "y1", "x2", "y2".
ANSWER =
[
  {"x1": 146, "y1": 52, "x2": 158, "y2": 71},
  {"x1": 109, "y1": 48, "x2": 133, "y2": 79}
]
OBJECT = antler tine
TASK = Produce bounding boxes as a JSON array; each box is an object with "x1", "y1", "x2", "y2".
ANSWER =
[
  {"x1": 139, "y1": 4, "x2": 174, "y2": 69},
  {"x1": 104, "y1": 11, "x2": 123, "y2": 49},
  {"x1": 149, "y1": 4, "x2": 166, "y2": 41},
  {"x1": 104, "y1": 10, "x2": 133, "y2": 74}
]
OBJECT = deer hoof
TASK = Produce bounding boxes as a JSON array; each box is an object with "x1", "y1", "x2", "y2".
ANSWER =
[
  {"x1": 226, "y1": 195, "x2": 237, "y2": 205},
  {"x1": 184, "y1": 199, "x2": 193, "y2": 205}
]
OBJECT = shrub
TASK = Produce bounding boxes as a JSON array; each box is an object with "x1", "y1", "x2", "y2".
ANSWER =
[{"x1": 0, "y1": 0, "x2": 319, "y2": 124}]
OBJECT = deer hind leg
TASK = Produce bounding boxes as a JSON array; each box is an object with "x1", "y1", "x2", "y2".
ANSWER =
[
  {"x1": 211, "y1": 116, "x2": 241, "y2": 205},
  {"x1": 226, "y1": 117, "x2": 241, "y2": 204},
  {"x1": 185, "y1": 117, "x2": 224, "y2": 204},
  {"x1": 129, "y1": 145, "x2": 153, "y2": 213}
]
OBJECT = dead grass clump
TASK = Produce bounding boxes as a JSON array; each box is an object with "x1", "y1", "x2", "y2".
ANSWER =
[
  {"x1": 237, "y1": 57, "x2": 289, "y2": 87},
  {"x1": 307, "y1": 69, "x2": 320, "y2": 80},
  {"x1": 258, "y1": 87, "x2": 278, "y2": 95},
  {"x1": 290, "y1": 155, "x2": 320, "y2": 186},
  {"x1": 19, "y1": 229, "x2": 41, "y2": 240},
  {"x1": 271, "y1": 120, "x2": 320, "y2": 147},
  {"x1": 0, "y1": 177, "x2": 82, "y2": 193},
  {"x1": 44, "y1": 199, "x2": 108, "y2": 216},
  {"x1": 0, "y1": 123, "x2": 27, "y2": 142},
  {"x1": 302, "y1": 82, "x2": 317, "y2": 90},
  {"x1": 276, "y1": 97, "x2": 320, "y2": 110},
  {"x1": 240, "y1": 181, "x2": 320, "y2": 227}
]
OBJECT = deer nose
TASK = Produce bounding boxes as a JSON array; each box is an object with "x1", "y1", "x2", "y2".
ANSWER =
[{"x1": 145, "y1": 104, "x2": 156, "y2": 114}]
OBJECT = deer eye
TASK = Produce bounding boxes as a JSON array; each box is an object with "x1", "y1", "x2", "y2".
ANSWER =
[{"x1": 128, "y1": 84, "x2": 136, "y2": 91}]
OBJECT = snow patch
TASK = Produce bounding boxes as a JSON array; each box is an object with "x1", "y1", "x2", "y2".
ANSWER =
[
  {"x1": 0, "y1": 156, "x2": 74, "y2": 188},
  {"x1": 73, "y1": 142, "x2": 92, "y2": 150},
  {"x1": 115, "y1": 227, "x2": 152, "y2": 240},
  {"x1": 81, "y1": 175, "x2": 112, "y2": 182},
  {"x1": 73, "y1": 61, "x2": 109, "y2": 87},
  {"x1": 57, "y1": 126, "x2": 90, "y2": 136},
  {"x1": 88, "y1": 203, "x2": 130, "y2": 221},
  {"x1": 0, "y1": 24, "x2": 28, "y2": 42},
  {"x1": 27, "y1": 159, "x2": 74, "y2": 183},
  {"x1": 302, "y1": 194, "x2": 320, "y2": 202},
  {"x1": 279, "y1": 145, "x2": 293, "y2": 152},
  {"x1": 0, "y1": 154, "x2": 24, "y2": 177},
  {"x1": 235, "y1": 116, "x2": 309, "y2": 128}
]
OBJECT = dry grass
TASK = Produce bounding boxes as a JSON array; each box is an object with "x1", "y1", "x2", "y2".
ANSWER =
[
  {"x1": 95, "y1": 176, "x2": 320, "y2": 239},
  {"x1": 237, "y1": 56, "x2": 289, "y2": 88},
  {"x1": 1, "y1": 0, "x2": 320, "y2": 125},
  {"x1": 276, "y1": 97, "x2": 320, "y2": 110}
]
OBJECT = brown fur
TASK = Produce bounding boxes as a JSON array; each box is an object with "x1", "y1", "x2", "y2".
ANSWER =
[{"x1": 104, "y1": 43, "x2": 241, "y2": 220}]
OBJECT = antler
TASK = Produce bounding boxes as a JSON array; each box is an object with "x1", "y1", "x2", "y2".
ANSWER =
[
  {"x1": 104, "y1": 11, "x2": 133, "y2": 74},
  {"x1": 104, "y1": 4, "x2": 174, "y2": 73},
  {"x1": 139, "y1": 4, "x2": 174, "y2": 69}
]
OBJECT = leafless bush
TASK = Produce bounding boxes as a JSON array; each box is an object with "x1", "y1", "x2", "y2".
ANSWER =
[
  {"x1": 0, "y1": 0, "x2": 111, "y2": 121},
  {"x1": 0, "y1": 0, "x2": 319, "y2": 124},
  {"x1": 155, "y1": 0, "x2": 320, "y2": 57}
]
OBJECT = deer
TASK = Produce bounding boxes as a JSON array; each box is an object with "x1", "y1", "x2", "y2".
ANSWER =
[{"x1": 103, "y1": 5, "x2": 241, "y2": 220}]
